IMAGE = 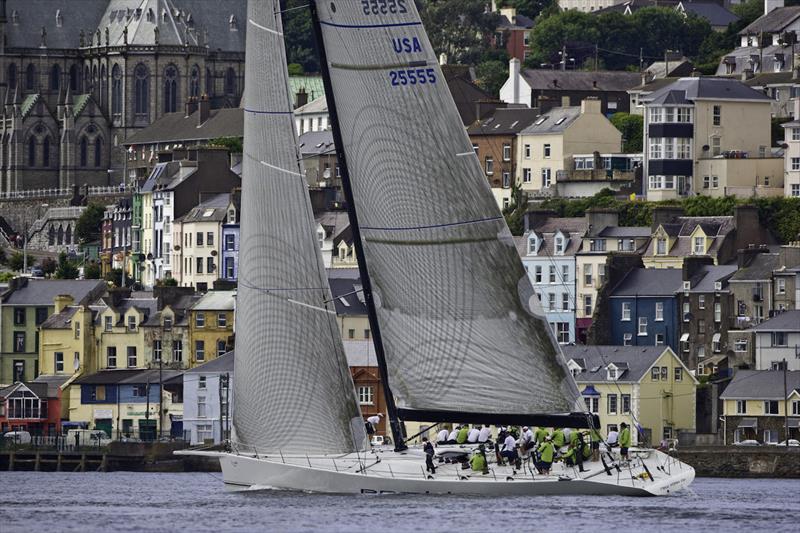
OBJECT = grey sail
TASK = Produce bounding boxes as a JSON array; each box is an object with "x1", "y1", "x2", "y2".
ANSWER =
[
  {"x1": 232, "y1": 0, "x2": 364, "y2": 454},
  {"x1": 314, "y1": 1, "x2": 582, "y2": 420}
]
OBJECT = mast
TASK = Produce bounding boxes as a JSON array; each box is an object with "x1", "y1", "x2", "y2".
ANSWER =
[{"x1": 310, "y1": 2, "x2": 406, "y2": 451}]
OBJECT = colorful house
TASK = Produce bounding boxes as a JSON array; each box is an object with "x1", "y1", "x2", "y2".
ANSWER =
[
  {"x1": 183, "y1": 351, "x2": 233, "y2": 445},
  {"x1": 0, "y1": 381, "x2": 61, "y2": 436},
  {"x1": 187, "y1": 291, "x2": 235, "y2": 368},
  {"x1": 564, "y1": 345, "x2": 698, "y2": 445}
]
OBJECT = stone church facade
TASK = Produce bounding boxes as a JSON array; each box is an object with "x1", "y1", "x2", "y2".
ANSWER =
[{"x1": 0, "y1": 0, "x2": 245, "y2": 193}]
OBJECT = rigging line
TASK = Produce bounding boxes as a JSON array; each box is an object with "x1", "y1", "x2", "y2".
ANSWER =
[
  {"x1": 324, "y1": 287, "x2": 364, "y2": 304},
  {"x1": 456, "y1": 151, "x2": 477, "y2": 157},
  {"x1": 361, "y1": 215, "x2": 503, "y2": 232},
  {"x1": 248, "y1": 18, "x2": 283, "y2": 36},
  {"x1": 275, "y1": 3, "x2": 310, "y2": 15},
  {"x1": 319, "y1": 20, "x2": 422, "y2": 29},
  {"x1": 243, "y1": 108, "x2": 293, "y2": 115},
  {"x1": 259, "y1": 160, "x2": 304, "y2": 178},
  {"x1": 237, "y1": 279, "x2": 335, "y2": 315}
]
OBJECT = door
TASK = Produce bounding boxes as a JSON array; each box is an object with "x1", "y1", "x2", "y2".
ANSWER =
[
  {"x1": 139, "y1": 419, "x2": 157, "y2": 441},
  {"x1": 95, "y1": 419, "x2": 112, "y2": 438}
]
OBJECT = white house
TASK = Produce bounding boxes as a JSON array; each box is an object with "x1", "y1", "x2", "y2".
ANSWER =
[
  {"x1": 183, "y1": 351, "x2": 234, "y2": 445},
  {"x1": 782, "y1": 99, "x2": 800, "y2": 198},
  {"x1": 750, "y1": 310, "x2": 800, "y2": 371}
]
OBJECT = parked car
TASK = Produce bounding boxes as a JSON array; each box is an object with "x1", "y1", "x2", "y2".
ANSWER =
[
  {"x1": 66, "y1": 429, "x2": 111, "y2": 447},
  {"x1": 733, "y1": 439, "x2": 760, "y2": 446},
  {"x1": 29, "y1": 267, "x2": 44, "y2": 278},
  {"x1": 3, "y1": 430, "x2": 32, "y2": 444},
  {"x1": 370, "y1": 435, "x2": 393, "y2": 446},
  {"x1": 775, "y1": 439, "x2": 800, "y2": 447}
]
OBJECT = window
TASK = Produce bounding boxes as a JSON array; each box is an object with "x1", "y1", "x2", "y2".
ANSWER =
[
  {"x1": 522, "y1": 168, "x2": 531, "y2": 183},
  {"x1": 621, "y1": 302, "x2": 631, "y2": 321},
  {"x1": 697, "y1": 295, "x2": 705, "y2": 310},
  {"x1": 198, "y1": 376, "x2": 207, "y2": 390},
  {"x1": 189, "y1": 64, "x2": 200, "y2": 98},
  {"x1": 196, "y1": 313, "x2": 205, "y2": 328},
  {"x1": 549, "y1": 265, "x2": 556, "y2": 283},
  {"x1": 196, "y1": 257, "x2": 204, "y2": 274},
  {"x1": 502, "y1": 144, "x2": 511, "y2": 161},
  {"x1": 524, "y1": 144, "x2": 531, "y2": 158},
  {"x1": 638, "y1": 317, "x2": 648, "y2": 336},
  {"x1": 683, "y1": 301, "x2": 690, "y2": 321},
  {"x1": 103, "y1": 315, "x2": 113, "y2": 332},
  {"x1": 711, "y1": 136, "x2": 721, "y2": 156},
  {"x1": 111, "y1": 64, "x2": 122, "y2": 117},
  {"x1": 543, "y1": 144, "x2": 551, "y2": 158},
  {"x1": 607, "y1": 394, "x2": 618, "y2": 415},
  {"x1": 127, "y1": 346, "x2": 137, "y2": 368},
  {"x1": 13, "y1": 332, "x2": 25, "y2": 352},
  {"x1": 651, "y1": 367, "x2": 660, "y2": 381},
  {"x1": 197, "y1": 232, "x2": 204, "y2": 246},
  {"x1": 153, "y1": 340, "x2": 162, "y2": 362},
  {"x1": 691, "y1": 236, "x2": 705, "y2": 255},
  {"x1": 195, "y1": 340, "x2": 205, "y2": 362},
  {"x1": 106, "y1": 346, "x2": 117, "y2": 369},
  {"x1": 74, "y1": 322, "x2": 80, "y2": 339},
  {"x1": 734, "y1": 339, "x2": 748, "y2": 352},
  {"x1": 648, "y1": 107, "x2": 663, "y2": 123},
  {"x1": 676, "y1": 108, "x2": 692, "y2": 123},
  {"x1": 655, "y1": 333, "x2": 664, "y2": 346},
  {"x1": 697, "y1": 346, "x2": 706, "y2": 359},
  {"x1": 623, "y1": 333, "x2": 632, "y2": 346},
  {"x1": 358, "y1": 386, "x2": 374, "y2": 405},
  {"x1": 561, "y1": 264, "x2": 569, "y2": 283},
  {"x1": 472, "y1": 144, "x2": 479, "y2": 156},
  {"x1": 556, "y1": 322, "x2": 569, "y2": 344},
  {"x1": 485, "y1": 156, "x2": 494, "y2": 175},
  {"x1": 164, "y1": 317, "x2": 173, "y2": 331},
  {"x1": 134, "y1": 64, "x2": 149, "y2": 120},
  {"x1": 547, "y1": 293, "x2": 556, "y2": 312},
  {"x1": 79, "y1": 137, "x2": 88, "y2": 167},
  {"x1": 347, "y1": 329, "x2": 355, "y2": 339},
  {"x1": 792, "y1": 400, "x2": 800, "y2": 416},
  {"x1": 13, "y1": 307, "x2": 25, "y2": 325},
  {"x1": 94, "y1": 138, "x2": 102, "y2": 167},
  {"x1": 216, "y1": 339, "x2": 226, "y2": 356},
  {"x1": 772, "y1": 332, "x2": 788, "y2": 347},
  {"x1": 583, "y1": 295, "x2": 592, "y2": 316},
  {"x1": 554, "y1": 236, "x2": 565, "y2": 255},
  {"x1": 225, "y1": 67, "x2": 237, "y2": 96},
  {"x1": 198, "y1": 396, "x2": 207, "y2": 418},
  {"x1": 763, "y1": 401, "x2": 779, "y2": 415},
  {"x1": 621, "y1": 394, "x2": 631, "y2": 414},
  {"x1": 55, "y1": 352, "x2": 64, "y2": 373},
  {"x1": 584, "y1": 264, "x2": 593, "y2": 287},
  {"x1": 777, "y1": 278, "x2": 786, "y2": 294},
  {"x1": 163, "y1": 65, "x2": 178, "y2": 113},
  {"x1": 197, "y1": 424, "x2": 213, "y2": 443},
  {"x1": 649, "y1": 139, "x2": 662, "y2": 159},
  {"x1": 657, "y1": 238, "x2": 667, "y2": 255},
  {"x1": 590, "y1": 239, "x2": 606, "y2": 252},
  {"x1": 714, "y1": 303, "x2": 721, "y2": 323},
  {"x1": 584, "y1": 397, "x2": 599, "y2": 414},
  {"x1": 533, "y1": 265, "x2": 542, "y2": 283},
  {"x1": 655, "y1": 302, "x2": 664, "y2": 321},
  {"x1": 736, "y1": 400, "x2": 746, "y2": 414},
  {"x1": 542, "y1": 168, "x2": 551, "y2": 187},
  {"x1": 364, "y1": 329, "x2": 371, "y2": 339},
  {"x1": 207, "y1": 232, "x2": 214, "y2": 246},
  {"x1": 206, "y1": 257, "x2": 214, "y2": 274},
  {"x1": 712, "y1": 105, "x2": 721, "y2": 126},
  {"x1": 173, "y1": 340, "x2": 183, "y2": 362},
  {"x1": 215, "y1": 313, "x2": 227, "y2": 328},
  {"x1": 793, "y1": 184, "x2": 800, "y2": 197},
  {"x1": 697, "y1": 318, "x2": 705, "y2": 333},
  {"x1": 224, "y1": 234, "x2": 235, "y2": 251}
]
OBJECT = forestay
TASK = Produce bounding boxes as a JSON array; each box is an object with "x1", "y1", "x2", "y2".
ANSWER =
[
  {"x1": 233, "y1": 0, "x2": 364, "y2": 454},
  {"x1": 314, "y1": 1, "x2": 584, "y2": 422}
]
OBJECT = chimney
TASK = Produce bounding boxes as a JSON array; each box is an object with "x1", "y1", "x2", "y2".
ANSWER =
[
  {"x1": 765, "y1": 0, "x2": 784, "y2": 16},
  {"x1": 737, "y1": 246, "x2": 767, "y2": 269},
  {"x1": 682, "y1": 256, "x2": 714, "y2": 282},
  {"x1": 509, "y1": 58, "x2": 521, "y2": 105},
  {"x1": 185, "y1": 96, "x2": 198, "y2": 117},
  {"x1": 561, "y1": 96, "x2": 571, "y2": 107},
  {"x1": 295, "y1": 87, "x2": 308, "y2": 109},
  {"x1": 538, "y1": 95, "x2": 555, "y2": 114},
  {"x1": 650, "y1": 205, "x2": 684, "y2": 232},
  {"x1": 585, "y1": 208, "x2": 619, "y2": 236},
  {"x1": 108, "y1": 287, "x2": 132, "y2": 308},
  {"x1": 733, "y1": 204, "x2": 759, "y2": 231},
  {"x1": 741, "y1": 68, "x2": 755, "y2": 81},
  {"x1": 197, "y1": 93, "x2": 210, "y2": 126},
  {"x1": 581, "y1": 97, "x2": 601, "y2": 115},
  {"x1": 54, "y1": 294, "x2": 74, "y2": 314}
]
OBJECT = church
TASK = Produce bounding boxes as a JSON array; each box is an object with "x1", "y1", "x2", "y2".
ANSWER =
[{"x1": 0, "y1": 0, "x2": 245, "y2": 193}]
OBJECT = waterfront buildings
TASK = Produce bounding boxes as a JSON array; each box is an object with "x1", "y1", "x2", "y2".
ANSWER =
[
  {"x1": 187, "y1": 291, "x2": 235, "y2": 368},
  {"x1": 173, "y1": 193, "x2": 230, "y2": 291},
  {"x1": 183, "y1": 351, "x2": 233, "y2": 445}
]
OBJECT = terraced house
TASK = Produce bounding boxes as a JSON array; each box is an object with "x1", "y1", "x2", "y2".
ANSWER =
[{"x1": 188, "y1": 291, "x2": 235, "y2": 368}]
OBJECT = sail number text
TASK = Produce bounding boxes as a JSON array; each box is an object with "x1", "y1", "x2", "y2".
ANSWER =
[
  {"x1": 389, "y1": 68, "x2": 437, "y2": 86},
  {"x1": 361, "y1": 0, "x2": 408, "y2": 15}
]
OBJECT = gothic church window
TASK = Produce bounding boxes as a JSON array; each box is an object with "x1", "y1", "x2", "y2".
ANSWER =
[
  {"x1": 50, "y1": 65, "x2": 61, "y2": 91},
  {"x1": 80, "y1": 137, "x2": 88, "y2": 167},
  {"x1": 26, "y1": 64, "x2": 36, "y2": 90},
  {"x1": 48, "y1": 226, "x2": 55, "y2": 245},
  {"x1": 111, "y1": 64, "x2": 122, "y2": 117},
  {"x1": 225, "y1": 68, "x2": 236, "y2": 96},
  {"x1": 190, "y1": 65, "x2": 200, "y2": 98},
  {"x1": 205, "y1": 67, "x2": 213, "y2": 96},
  {"x1": 100, "y1": 65, "x2": 107, "y2": 108},
  {"x1": 84, "y1": 66, "x2": 90, "y2": 92},
  {"x1": 134, "y1": 64, "x2": 149, "y2": 120},
  {"x1": 164, "y1": 65, "x2": 178, "y2": 113},
  {"x1": 94, "y1": 138, "x2": 102, "y2": 167},
  {"x1": 7, "y1": 64, "x2": 17, "y2": 89},
  {"x1": 69, "y1": 65, "x2": 79, "y2": 91},
  {"x1": 28, "y1": 138, "x2": 36, "y2": 166},
  {"x1": 43, "y1": 137, "x2": 51, "y2": 167}
]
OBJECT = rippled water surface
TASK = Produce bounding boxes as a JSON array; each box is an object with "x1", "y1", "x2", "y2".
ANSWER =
[{"x1": 1, "y1": 472, "x2": 796, "y2": 532}]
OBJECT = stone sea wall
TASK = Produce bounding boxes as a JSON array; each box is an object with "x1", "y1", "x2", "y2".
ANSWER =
[{"x1": 673, "y1": 446, "x2": 800, "y2": 478}]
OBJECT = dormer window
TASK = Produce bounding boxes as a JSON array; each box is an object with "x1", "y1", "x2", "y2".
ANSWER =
[
  {"x1": 656, "y1": 238, "x2": 667, "y2": 255},
  {"x1": 228, "y1": 209, "x2": 236, "y2": 223},
  {"x1": 127, "y1": 316, "x2": 136, "y2": 331},
  {"x1": 554, "y1": 235, "x2": 565, "y2": 255},
  {"x1": 606, "y1": 365, "x2": 618, "y2": 381},
  {"x1": 164, "y1": 316, "x2": 173, "y2": 331},
  {"x1": 527, "y1": 236, "x2": 538, "y2": 255},
  {"x1": 229, "y1": 14, "x2": 238, "y2": 31},
  {"x1": 693, "y1": 236, "x2": 705, "y2": 255}
]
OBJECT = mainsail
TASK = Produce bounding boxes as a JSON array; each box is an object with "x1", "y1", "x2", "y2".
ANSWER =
[
  {"x1": 232, "y1": 0, "x2": 364, "y2": 454},
  {"x1": 313, "y1": 1, "x2": 584, "y2": 424}
]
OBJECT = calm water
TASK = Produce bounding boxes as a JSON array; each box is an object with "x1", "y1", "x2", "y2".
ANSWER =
[{"x1": 0, "y1": 472, "x2": 797, "y2": 532}]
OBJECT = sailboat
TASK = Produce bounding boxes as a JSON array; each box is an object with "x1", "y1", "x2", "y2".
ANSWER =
[{"x1": 179, "y1": 0, "x2": 695, "y2": 496}]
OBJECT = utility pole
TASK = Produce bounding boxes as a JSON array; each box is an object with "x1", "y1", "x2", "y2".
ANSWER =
[
  {"x1": 594, "y1": 43, "x2": 599, "y2": 72},
  {"x1": 784, "y1": 358, "x2": 789, "y2": 446},
  {"x1": 561, "y1": 44, "x2": 567, "y2": 71},
  {"x1": 640, "y1": 48, "x2": 644, "y2": 72},
  {"x1": 158, "y1": 358, "x2": 163, "y2": 439},
  {"x1": 145, "y1": 379, "x2": 150, "y2": 441}
]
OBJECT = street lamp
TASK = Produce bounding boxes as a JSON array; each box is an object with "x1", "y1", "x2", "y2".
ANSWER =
[{"x1": 22, "y1": 203, "x2": 48, "y2": 274}]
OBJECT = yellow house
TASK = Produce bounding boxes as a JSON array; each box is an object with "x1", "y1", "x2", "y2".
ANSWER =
[
  {"x1": 140, "y1": 190, "x2": 155, "y2": 288},
  {"x1": 39, "y1": 295, "x2": 98, "y2": 378},
  {"x1": 564, "y1": 345, "x2": 698, "y2": 445},
  {"x1": 188, "y1": 291, "x2": 235, "y2": 368},
  {"x1": 642, "y1": 215, "x2": 737, "y2": 269},
  {"x1": 95, "y1": 295, "x2": 159, "y2": 371}
]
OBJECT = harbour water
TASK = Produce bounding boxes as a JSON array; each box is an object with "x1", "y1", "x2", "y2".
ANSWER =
[{"x1": 1, "y1": 472, "x2": 795, "y2": 532}]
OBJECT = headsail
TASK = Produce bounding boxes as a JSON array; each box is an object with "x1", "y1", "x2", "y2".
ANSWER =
[
  {"x1": 313, "y1": 1, "x2": 585, "y2": 424},
  {"x1": 232, "y1": 0, "x2": 364, "y2": 454}
]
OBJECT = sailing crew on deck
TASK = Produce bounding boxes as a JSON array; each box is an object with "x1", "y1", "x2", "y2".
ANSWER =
[
  {"x1": 534, "y1": 426, "x2": 548, "y2": 445},
  {"x1": 422, "y1": 437, "x2": 436, "y2": 474},
  {"x1": 365, "y1": 413, "x2": 383, "y2": 437},
  {"x1": 437, "y1": 428, "x2": 450, "y2": 445},
  {"x1": 447, "y1": 426, "x2": 460, "y2": 444},
  {"x1": 536, "y1": 437, "x2": 555, "y2": 475},
  {"x1": 607, "y1": 427, "x2": 619, "y2": 449},
  {"x1": 520, "y1": 426, "x2": 534, "y2": 456},
  {"x1": 550, "y1": 428, "x2": 566, "y2": 449},
  {"x1": 500, "y1": 432, "x2": 521, "y2": 469},
  {"x1": 467, "y1": 425, "x2": 481, "y2": 443},
  {"x1": 619, "y1": 422, "x2": 631, "y2": 461},
  {"x1": 470, "y1": 444, "x2": 489, "y2": 474},
  {"x1": 478, "y1": 425, "x2": 491, "y2": 443},
  {"x1": 456, "y1": 425, "x2": 470, "y2": 444},
  {"x1": 590, "y1": 427, "x2": 602, "y2": 461}
]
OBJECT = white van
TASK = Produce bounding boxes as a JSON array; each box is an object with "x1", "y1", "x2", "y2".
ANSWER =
[
  {"x1": 66, "y1": 429, "x2": 111, "y2": 447},
  {"x1": 3, "y1": 430, "x2": 32, "y2": 444}
]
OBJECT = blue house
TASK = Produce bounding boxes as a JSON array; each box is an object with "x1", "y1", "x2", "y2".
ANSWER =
[
  {"x1": 221, "y1": 192, "x2": 240, "y2": 282},
  {"x1": 607, "y1": 268, "x2": 682, "y2": 351}
]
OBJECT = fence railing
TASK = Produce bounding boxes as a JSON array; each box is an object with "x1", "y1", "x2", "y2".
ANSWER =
[{"x1": 0, "y1": 185, "x2": 132, "y2": 201}]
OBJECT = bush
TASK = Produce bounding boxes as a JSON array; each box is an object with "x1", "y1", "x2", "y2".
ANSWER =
[
  {"x1": 54, "y1": 252, "x2": 79, "y2": 279},
  {"x1": 8, "y1": 252, "x2": 25, "y2": 272},
  {"x1": 84, "y1": 261, "x2": 101, "y2": 280}
]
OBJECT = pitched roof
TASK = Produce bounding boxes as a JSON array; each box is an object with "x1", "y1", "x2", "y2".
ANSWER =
[
  {"x1": 294, "y1": 95, "x2": 328, "y2": 115},
  {"x1": 328, "y1": 275, "x2": 367, "y2": 316},
  {"x1": 178, "y1": 193, "x2": 230, "y2": 223},
  {"x1": 41, "y1": 305, "x2": 81, "y2": 329},
  {"x1": 730, "y1": 253, "x2": 780, "y2": 282},
  {"x1": 186, "y1": 350, "x2": 234, "y2": 373},
  {"x1": 2, "y1": 279, "x2": 106, "y2": 306},
  {"x1": 520, "y1": 69, "x2": 642, "y2": 92},
  {"x1": 645, "y1": 216, "x2": 735, "y2": 258},
  {"x1": 467, "y1": 107, "x2": 542, "y2": 135},
  {"x1": 750, "y1": 310, "x2": 800, "y2": 331},
  {"x1": 519, "y1": 106, "x2": 581, "y2": 135},
  {"x1": 288, "y1": 76, "x2": 325, "y2": 106},
  {"x1": 562, "y1": 345, "x2": 676, "y2": 383},
  {"x1": 610, "y1": 268, "x2": 684, "y2": 297},
  {"x1": 32, "y1": 374, "x2": 70, "y2": 396},
  {"x1": 688, "y1": 264, "x2": 738, "y2": 292},
  {"x1": 299, "y1": 130, "x2": 335, "y2": 156},
  {"x1": 124, "y1": 108, "x2": 244, "y2": 146},
  {"x1": 720, "y1": 370, "x2": 800, "y2": 400},
  {"x1": 597, "y1": 226, "x2": 652, "y2": 238},
  {"x1": 5, "y1": 0, "x2": 107, "y2": 49},
  {"x1": 0, "y1": 381, "x2": 49, "y2": 399},
  {"x1": 680, "y1": 2, "x2": 739, "y2": 27},
  {"x1": 192, "y1": 290, "x2": 236, "y2": 311},
  {"x1": 642, "y1": 77, "x2": 771, "y2": 105},
  {"x1": 740, "y1": 6, "x2": 800, "y2": 35},
  {"x1": 645, "y1": 58, "x2": 694, "y2": 80},
  {"x1": 497, "y1": 13, "x2": 534, "y2": 30}
]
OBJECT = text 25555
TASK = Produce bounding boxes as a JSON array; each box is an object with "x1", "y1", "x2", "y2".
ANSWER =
[{"x1": 389, "y1": 68, "x2": 436, "y2": 86}]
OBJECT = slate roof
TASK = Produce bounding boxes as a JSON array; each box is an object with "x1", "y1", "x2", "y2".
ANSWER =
[
  {"x1": 186, "y1": 350, "x2": 234, "y2": 373},
  {"x1": 739, "y1": 6, "x2": 800, "y2": 35},
  {"x1": 74, "y1": 368, "x2": 184, "y2": 385},
  {"x1": 41, "y1": 306, "x2": 81, "y2": 329},
  {"x1": 740, "y1": 71, "x2": 796, "y2": 87},
  {"x1": 299, "y1": 130, "x2": 335, "y2": 156},
  {"x1": 295, "y1": 95, "x2": 328, "y2": 115},
  {"x1": 0, "y1": 381, "x2": 49, "y2": 399},
  {"x1": 5, "y1": 0, "x2": 107, "y2": 49},
  {"x1": 720, "y1": 370, "x2": 800, "y2": 400},
  {"x1": 609, "y1": 268, "x2": 684, "y2": 297},
  {"x1": 681, "y1": 2, "x2": 739, "y2": 27},
  {"x1": 645, "y1": 59, "x2": 694, "y2": 80},
  {"x1": 192, "y1": 290, "x2": 236, "y2": 311},
  {"x1": 441, "y1": 65, "x2": 498, "y2": 125},
  {"x1": 645, "y1": 216, "x2": 735, "y2": 258},
  {"x1": 642, "y1": 77, "x2": 771, "y2": 105},
  {"x1": 140, "y1": 161, "x2": 196, "y2": 193},
  {"x1": 2, "y1": 279, "x2": 106, "y2": 306},
  {"x1": 467, "y1": 107, "x2": 542, "y2": 136},
  {"x1": 688, "y1": 265, "x2": 738, "y2": 292},
  {"x1": 316, "y1": 210, "x2": 350, "y2": 240},
  {"x1": 521, "y1": 69, "x2": 642, "y2": 92},
  {"x1": 97, "y1": 297, "x2": 159, "y2": 326},
  {"x1": 562, "y1": 345, "x2": 674, "y2": 383},
  {"x1": 750, "y1": 310, "x2": 800, "y2": 331},
  {"x1": 597, "y1": 226, "x2": 652, "y2": 238},
  {"x1": 729, "y1": 253, "x2": 780, "y2": 282},
  {"x1": 124, "y1": 108, "x2": 243, "y2": 146},
  {"x1": 497, "y1": 13, "x2": 534, "y2": 30},
  {"x1": 328, "y1": 275, "x2": 367, "y2": 316},
  {"x1": 32, "y1": 374, "x2": 70, "y2": 397},
  {"x1": 178, "y1": 193, "x2": 230, "y2": 223},
  {"x1": 519, "y1": 107, "x2": 581, "y2": 135}
]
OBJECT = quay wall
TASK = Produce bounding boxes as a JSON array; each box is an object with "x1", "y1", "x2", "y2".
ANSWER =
[{"x1": 673, "y1": 446, "x2": 800, "y2": 478}]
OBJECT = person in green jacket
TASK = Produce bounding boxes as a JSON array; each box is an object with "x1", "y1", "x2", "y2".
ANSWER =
[
  {"x1": 619, "y1": 422, "x2": 631, "y2": 461},
  {"x1": 535, "y1": 437, "x2": 555, "y2": 475},
  {"x1": 470, "y1": 446, "x2": 489, "y2": 474},
  {"x1": 456, "y1": 424, "x2": 470, "y2": 444},
  {"x1": 589, "y1": 427, "x2": 602, "y2": 462},
  {"x1": 534, "y1": 426, "x2": 548, "y2": 444},
  {"x1": 550, "y1": 428, "x2": 565, "y2": 448},
  {"x1": 569, "y1": 428, "x2": 580, "y2": 447}
]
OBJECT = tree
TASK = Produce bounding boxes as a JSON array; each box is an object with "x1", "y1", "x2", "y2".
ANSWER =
[
  {"x1": 104, "y1": 268, "x2": 133, "y2": 288},
  {"x1": 476, "y1": 60, "x2": 508, "y2": 96},
  {"x1": 8, "y1": 251, "x2": 24, "y2": 272},
  {"x1": 287, "y1": 63, "x2": 304, "y2": 76},
  {"x1": 54, "y1": 252, "x2": 79, "y2": 279},
  {"x1": 610, "y1": 112, "x2": 644, "y2": 152},
  {"x1": 209, "y1": 136, "x2": 243, "y2": 154},
  {"x1": 498, "y1": 0, "x2": 558, "y2": 20},
  {"x1": 282, "y1": 0, "x2": 319, "y2": 73},
  {"x1": 418, "y1": 0, "x2": 500, "y2": 65},
  {"x1": 41, "y1": 257, "x2": 57, "y2": 278},
  {"x1": 75, "y1": 203, "x2": 106, "y2": 244},
  {"x1": 84, "y1": 261, "x2": 101, "y2": 280}
]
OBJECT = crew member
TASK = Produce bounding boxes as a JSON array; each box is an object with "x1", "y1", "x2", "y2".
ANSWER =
[
  {"x1": 534, "y1": 426, "x2": 548, "y2": 445},
  {"x1": 436, "y1": 428, "x2": 449, "y2": 445},
  {"x1": 536, "y1": 437, "x2": 555, "y2": 475},
  {"x1": 365, "y1": 413, "x2": 382, "y2": 438},
  {"x1": 550, "y1": 427, "x2": 566, "y2": 449},
  {"x1": 500, "y1": 432, "x2": 520, "y2": 469},
  {"x1": 456, "y1": 424, "x2": 470, "y2": 444},
  {"x1": 447, "y1": 426, "x2": 459, "y2": 444},
  {"x1": 619, "y1": 422, "x2": 631, "y2": 462},
  {"x1": 422, "y1": 437, "x2": 436, "y2": 474},
  {"x1": 467, "y1": 425, "x2": 481, "y2": 444},
  {"x1": 470, "y1": 445, "x2": 489, "y2": 474},
  {"x1": 478, "y1": 425, "x2": 492, "y2": 443}
]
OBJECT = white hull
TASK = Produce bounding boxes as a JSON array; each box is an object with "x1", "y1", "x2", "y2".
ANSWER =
[{"x1": 178, "y1": 447, "x2": 694, "y2": 496}]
